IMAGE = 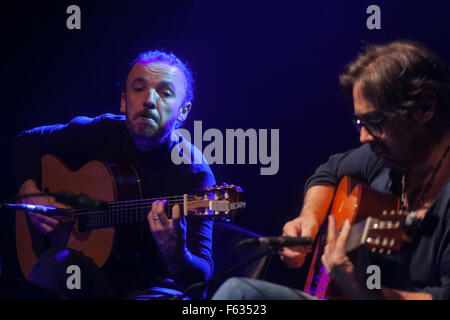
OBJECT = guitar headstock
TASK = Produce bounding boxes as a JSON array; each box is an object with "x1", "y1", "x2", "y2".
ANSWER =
[
  {"x1": 185, "y1": 183, "x2": 245, "y2": 221},
  {"x1": 363, "y1": 210, "x2": 413, "y2": 255}
]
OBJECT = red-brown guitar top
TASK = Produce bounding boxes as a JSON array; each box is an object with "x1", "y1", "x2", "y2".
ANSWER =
[{"x1": 303, "y1": 176, "x2": 410, "y2": 299}]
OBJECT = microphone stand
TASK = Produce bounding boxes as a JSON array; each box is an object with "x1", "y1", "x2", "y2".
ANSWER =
[{"x1": 172, "y1": 240, "x2": 280, "y2": 300}]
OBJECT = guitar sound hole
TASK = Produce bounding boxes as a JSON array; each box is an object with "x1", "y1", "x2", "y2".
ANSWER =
[
  {"x1": 78, "y1": 215, "x2": 88, "y2": 233},
  {"x1": 70, "y1": 215, "x2": 91, "y2": 242}
]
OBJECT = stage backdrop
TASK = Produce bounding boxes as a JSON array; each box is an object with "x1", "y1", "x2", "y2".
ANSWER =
[{"x1": 2, "y1": 0, "x2": 450, "y2": 290}]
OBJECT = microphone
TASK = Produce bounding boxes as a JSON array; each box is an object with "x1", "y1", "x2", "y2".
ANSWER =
[
  {"x1": 50, "y1": 192, "x2": 108, "y2": 210},
  {"x1": 1, "y1": 203, "x2": 71, "y2": 216},
  {"x1": 13, "y1": 191, "x2": 108, "y2": 210},
  {"x1": 241, "y1": 236, "x2": 313, "y2": 248}
]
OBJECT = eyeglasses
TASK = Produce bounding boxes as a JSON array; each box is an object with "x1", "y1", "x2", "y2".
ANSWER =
[{"x1": 351, "y1": 115, "x2": 389, "y2": 138}]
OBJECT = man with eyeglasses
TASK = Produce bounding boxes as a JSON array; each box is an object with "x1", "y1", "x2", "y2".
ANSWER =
[{"x1": 212, "y1": 40, "x2": 450, "y2": 300}]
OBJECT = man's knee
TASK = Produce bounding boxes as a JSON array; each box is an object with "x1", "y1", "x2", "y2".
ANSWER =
[
  {"x1": 28, "y1": 248, "x2": 113, "y2": 299},
  {"x1": 212, "y1": 277, "x2": 253, "y2": 300}
]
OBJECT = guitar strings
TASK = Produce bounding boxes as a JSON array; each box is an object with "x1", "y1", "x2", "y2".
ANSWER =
[
  {"x1": 72, "y1": 191, "x2": 230, "y2": 217},
  {"x1": 74, "y1": 193, "x2": 228, "y2": 213},
  {"x1": 74, "y1": 199, "x2": 204, "y2": 217},
  {"x1": 83, "y1": 194, "x2": 231, "y2": 229},
  {"x1": 87, "y1": 190, "x2": 228, "y2": 207},
  {"x1": 83, "y1": 203, "x2": 210, "y2": 229},
  {"x1": 93, "y1": 190, "x2": 229, "y2": 209},
  {"x1": 73, "y1": 199, "x2": 189, "y2": 215},
  {"x1": 106, "y1": 190, "x2": 229, "y2": 204}
]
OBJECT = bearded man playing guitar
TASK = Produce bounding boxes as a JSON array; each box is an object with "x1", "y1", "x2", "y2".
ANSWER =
[
  {"x1": 12, "y1": 50, "x2": 218, "y2": 300},
  {"x1": 213, "y1": 40, "x2": 450, "y2": 300}
]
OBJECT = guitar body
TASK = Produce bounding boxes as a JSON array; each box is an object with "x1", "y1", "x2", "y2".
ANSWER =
[
  {"x1": 303, "y1": 176, "x2": 401, "y2": 299},
  {"x1": 15, "y1": 154, "x2": 142, "y2": 279}
]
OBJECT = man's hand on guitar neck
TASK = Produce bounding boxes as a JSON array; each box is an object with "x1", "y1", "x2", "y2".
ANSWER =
[
  {"x1": 18, "y1": 179, "x2": 70, "y2": 235},
  {"x1": 321, "y1": 215, "x2": 382, "y2": 300},
  {"x1": 147, "y1": 199, "x2": 191, "y2": 275}
]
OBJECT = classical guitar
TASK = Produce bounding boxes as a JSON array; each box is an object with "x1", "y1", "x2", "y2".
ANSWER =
[
  {"x1": 303, "y1": 176, "x2": 414, "y2": 299},
  {"x1": 15, "y1": 154, "x2": 245, "y2": 279}
]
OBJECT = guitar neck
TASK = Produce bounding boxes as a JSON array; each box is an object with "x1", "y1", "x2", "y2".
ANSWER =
[
  {"x1": 75, "y1": 197, "x2": 186, "y2": 230},
  {"x1": 344, "y1": 219, "x2": 371, "y2": 253},
  {"x1": 344, "y1": 215, "x2": 407, "y2": 254},
  {"x1": 63, "y1": 183, "x2": 244, "y2": 231}
]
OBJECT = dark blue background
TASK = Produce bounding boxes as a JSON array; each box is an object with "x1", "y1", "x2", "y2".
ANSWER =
[{"x1": 2, "y1": 0, "x2": 450, "y2": 291}]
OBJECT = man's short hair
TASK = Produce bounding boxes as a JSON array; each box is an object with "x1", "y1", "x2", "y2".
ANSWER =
[
  {"x1": 123, "y1": 50, "x2": 195, "y2": 104},
  {"x1": 339, "y1": 40, "x2": 450, "y2": 126}
]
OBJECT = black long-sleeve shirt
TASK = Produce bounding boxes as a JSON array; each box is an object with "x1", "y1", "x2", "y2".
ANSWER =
[
  {"x1": 13, "y1": 113, "x2": 216, "y2": 296},
  {"x1": 304, "y1": 143, "x2": 450, "y2": 300}
]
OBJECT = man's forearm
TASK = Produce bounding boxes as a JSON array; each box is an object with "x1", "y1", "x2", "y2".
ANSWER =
[
  {"x1": 299, "y1": 185, "x2": 336, "y2": 226},
  {"x1": 165, "y1": 249, "x2": 213, "y2": 285}
]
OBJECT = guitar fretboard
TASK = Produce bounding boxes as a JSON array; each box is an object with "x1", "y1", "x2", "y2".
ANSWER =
[{"x1": 75, "y1": 198, "x2": 185, "y2": 230}]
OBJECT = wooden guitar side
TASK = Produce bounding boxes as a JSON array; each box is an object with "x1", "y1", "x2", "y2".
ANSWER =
[{"x1": 15, "y1": 154, "x2": 141, "y2": 279}]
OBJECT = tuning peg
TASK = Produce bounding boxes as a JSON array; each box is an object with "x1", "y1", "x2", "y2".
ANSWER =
[{"x1": 389, "y1": 238, "x2": 395, "y2": 247}]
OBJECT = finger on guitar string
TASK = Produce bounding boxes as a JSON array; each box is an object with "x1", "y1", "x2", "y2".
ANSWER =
[
  {"x1": 34, "y1": 213, "x2": 59, "y2": 227},
  {"x1": 335, "y1": 219, "x2": 351, "y2": 253},
  {"x1": 322, "y1": 215, "x2": 337, "y2": 273},
  {"x1": 171, "y1": 204, "x2": 187, "y2": 233},
  {"x1": 172, "y1": 203, "x2": 181, "y2": 220},
  {"x1": 147, "y1": 201, "x2": 158, "y2": 231},
  {"x1": 322, "y1": 216, "x2": 352, "y2": 274},
  {"x1": 28, "y1": 213, "x2": 55, "y2": 234},
  {"x1": 155, "y1": 199, "x2": 170, "y2": 227},
  {"x1": 327, "y1": 215, "x2": 337, "y2": 245},
  {"x1": 148, "y1": 200, "x2": 170, "y2": 232}
]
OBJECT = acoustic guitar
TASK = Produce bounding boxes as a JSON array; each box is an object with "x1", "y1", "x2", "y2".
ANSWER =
[
  {"x1": 303, "y1": 176, "x2": 414, "y2": 299},
  {"x1": 15, "y1": 154, "x2": 245, "y2": 279}
]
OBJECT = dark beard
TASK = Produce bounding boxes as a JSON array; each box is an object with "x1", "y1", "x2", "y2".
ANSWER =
[
  {"x1": 126, "y1": 120, "x2": 158, "y2": 138},
  {"x1": 125, "y1": 116, "x2": 177, "y2": 149}
]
